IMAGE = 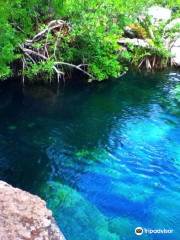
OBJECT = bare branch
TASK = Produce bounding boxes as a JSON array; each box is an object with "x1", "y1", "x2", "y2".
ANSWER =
[
  {"x1": 20, "y1": 45, "x2": 48, "y2": 60},
  {"x1": 19, "y1": 19, "x2": 95, "y2": 83},
  {"x1": 24, "y1": 52, "x2": 36, "y2": 64},
  {"x1": 55, "y1": 61, "x2": 95, "y2": 80},
  {"x1": 25, "y1": 20, "x2": 69, "y2": 44},
  {"x1": 22, "y1": 57, "x2": 26, "y2": 85},
  {"x1": 53, "y1": 66, "x2": 64, "y2": 84}
]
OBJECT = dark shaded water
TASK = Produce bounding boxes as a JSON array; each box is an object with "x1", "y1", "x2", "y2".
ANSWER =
[{"x1": 0, "y1": 71, "x2": 180, "y2": 240}]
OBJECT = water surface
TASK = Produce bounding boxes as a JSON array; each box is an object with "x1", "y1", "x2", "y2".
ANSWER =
[{"x1": 0, "y1": 71, "x2": 180, "y2": 240}]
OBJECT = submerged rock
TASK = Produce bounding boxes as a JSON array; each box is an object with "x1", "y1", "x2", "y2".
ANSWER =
[
  {"x1": 41, "y1": 181, "x2": 120, "y2": 240},
  {"x1": 0, "y1": 181, "x2": 65, "y2": 240}
]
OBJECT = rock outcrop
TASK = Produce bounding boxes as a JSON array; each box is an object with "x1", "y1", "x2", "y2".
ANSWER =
[
  {"x1": 147, "y1": 6, "x2": 171, "y2": 24},
  {"x1": 119, "y1": 5, "x2": 180, "y2": 68},
  {"x1": 165, "y1": 18, "x2": 180, "y2": 31},
  {"x1": 118, "y1": 38, "x2": 150, "y2": 48},
  {"x1": 0, "y1": 181, "x2": 65, "y2": 240},
  {"x1": 171, "y1": 37, "x2": 180, "y2": 66}
]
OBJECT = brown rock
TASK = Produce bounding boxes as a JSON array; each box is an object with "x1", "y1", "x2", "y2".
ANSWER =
[{"x1": 0, "y1": 181, "x2": 65, "y2": 240}]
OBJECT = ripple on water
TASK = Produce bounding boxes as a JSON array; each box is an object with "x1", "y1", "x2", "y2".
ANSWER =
[{"x1": 0, "y1": 71, "x2": 180, "y2": 240}]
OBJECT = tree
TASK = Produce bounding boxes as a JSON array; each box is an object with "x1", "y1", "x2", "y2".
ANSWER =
[{"x1": 0, "y1": 0, "x2": 179, "y2": 81}]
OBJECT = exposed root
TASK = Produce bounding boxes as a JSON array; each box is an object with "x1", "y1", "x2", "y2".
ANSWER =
[
  {"x1": 20, "y1": 19, "x2": 95, "y2": 83},
  {"x1": 22, "y1": 57, "x2": 25, "y2": 85},
  {"x1": 146, "y1": 58, "x2": 152, "y2": 70},
  {"x1": 137, "y1": 55, "x2": 170, "y2": 70}
]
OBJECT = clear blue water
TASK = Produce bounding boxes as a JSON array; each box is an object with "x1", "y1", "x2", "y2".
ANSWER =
[{"x1": 0, "y1": 71, "x2": 180, "y2": 240}]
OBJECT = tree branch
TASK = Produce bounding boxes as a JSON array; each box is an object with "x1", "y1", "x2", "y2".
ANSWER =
[
  {"x1": 20, "y1": 19, "x2": 95, "y2": 83},
  {"x1": 55, "y1": 62, "x2": 95, "y2": 80}
]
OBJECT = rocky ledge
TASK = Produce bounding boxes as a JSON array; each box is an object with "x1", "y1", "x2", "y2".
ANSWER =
[
  {"x1": 119, "y1": 5, "x2": 180, "y2": 67},
  {"x1": 0, "y1": 181, "x2": 65, "y2": 240}
]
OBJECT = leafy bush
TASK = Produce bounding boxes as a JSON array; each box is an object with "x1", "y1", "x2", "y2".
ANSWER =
[{"x1": 0, "y1": 0, "x2": 179, "y2": 81}]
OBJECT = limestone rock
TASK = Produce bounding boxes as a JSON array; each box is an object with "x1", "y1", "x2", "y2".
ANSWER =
[
  {"x1": 147, "y1": 6, "x2": 171, "y2": 24},
  {"x1": 118, "y1": 38, "x2": 150, "y2": 48},
  {"x1": 0, "y1": 181, "x2": 65, "y2": 240},
  {"x1": 165, "y1": 18, "x2": 180, "y2": 31},
  {"x1": 171, "y1": 37, "x2": 180, "y2": 66}
]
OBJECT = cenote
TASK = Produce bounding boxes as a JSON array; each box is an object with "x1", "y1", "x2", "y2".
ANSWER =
[{"x1": 0, "y1": 71, "x2": 180, "y2": 240}]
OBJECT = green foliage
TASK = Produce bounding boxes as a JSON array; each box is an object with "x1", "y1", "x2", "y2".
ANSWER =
[
  {"x1": 0, "y1": 2, "x2": 20, "y2": 79},
  {"x1": 0, "y1": 0, "x2": 179, "y2": 81},
  {"x1": 123, "y1": 14, "x2": 175, "y2": 68},
  {"x1": 25, "y1": 60, "x2": 55, "y2": 80},
  {"x1": 62, "y1": 5, "x2": 123, "y2": 80}
]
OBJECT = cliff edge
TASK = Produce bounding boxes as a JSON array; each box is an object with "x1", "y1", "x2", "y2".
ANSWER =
[{"x1": 0, "y1": 181, "x2": 65, "y2": 240}]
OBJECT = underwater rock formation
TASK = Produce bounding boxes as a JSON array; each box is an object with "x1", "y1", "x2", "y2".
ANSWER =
[{"x1": 0, "y1": 181, "x2": 65, "y2": 240}]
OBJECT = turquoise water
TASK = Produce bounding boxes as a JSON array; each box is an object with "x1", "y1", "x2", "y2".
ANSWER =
[{"x1": 0, "y1": 71, "x2": 179, "y2": 240}]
